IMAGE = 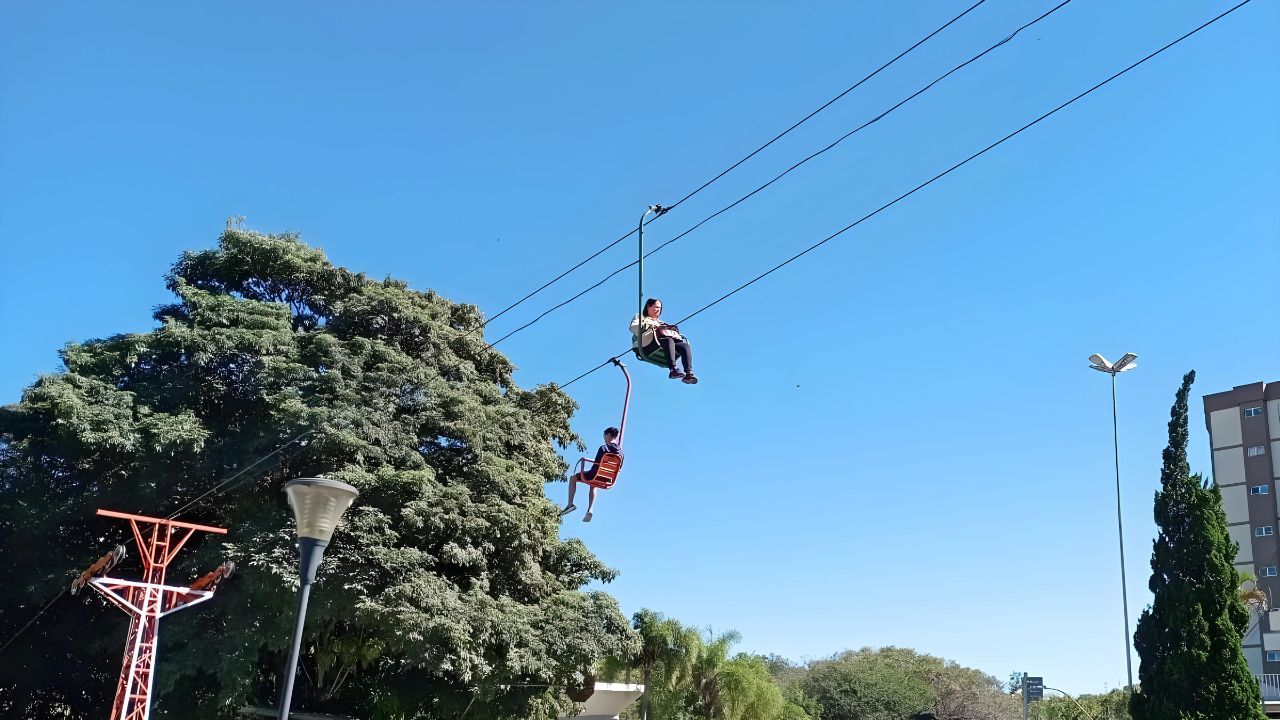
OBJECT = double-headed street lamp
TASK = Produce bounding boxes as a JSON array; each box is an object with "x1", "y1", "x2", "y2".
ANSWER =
[
  {"x1": 1088, "y1": 352, "x2": 1138, "y2": 690},
  {"x1": 278, "y1": 477, "x2": 359, "y2": 720}
]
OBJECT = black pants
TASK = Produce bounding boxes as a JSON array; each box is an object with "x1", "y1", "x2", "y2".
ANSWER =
[{"x1": 659, "y1": 337, "x2": 693, "y2": 372}]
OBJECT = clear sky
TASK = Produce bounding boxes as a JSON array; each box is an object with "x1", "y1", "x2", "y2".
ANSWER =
[{"x1": 2, "y1": 0, "x2": 1277, "y2": 695}]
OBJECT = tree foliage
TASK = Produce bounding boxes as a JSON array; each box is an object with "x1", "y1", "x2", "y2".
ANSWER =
[
  {"x1": 0, "y1": 229, "x2": 638, "y2": 718},
  {"x1": 645, "y1": 612, "x2": 702, "y2": 717},
  {"x1": 799, "y1": 648, "x2": 933, "y2": 720},
  {"x1": 1030, "y1": 689, "x2": 1131, "y2": 720},
  {"x1": 1238, "y1": 572, "x2": 1269, "y2": 616},
  {"x1": 798, "y1": 647, "x2": 1018, "y2": 720},
  {"x1": 715, "y1": 655, "x2": 789, "y2": 720},
  {"x1": 606, "y1": 612, "x2": 815, "y2": 720},
  {"x1": 1130, "y1": 371, "x2": 1264, "y2": 720}
]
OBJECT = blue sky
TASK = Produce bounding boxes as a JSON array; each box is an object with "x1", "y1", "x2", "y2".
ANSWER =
[{"x1": 2, "y1": 0, "x2": 1277, "y2": 694}]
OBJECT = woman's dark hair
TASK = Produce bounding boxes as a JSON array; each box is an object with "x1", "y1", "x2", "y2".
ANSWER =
[
  {"x1": 644, "y1": 298, "x2": 662, "y2": 315},
  {"x1": 604, "y1": 427, "x2": 620, "y2": 439}
]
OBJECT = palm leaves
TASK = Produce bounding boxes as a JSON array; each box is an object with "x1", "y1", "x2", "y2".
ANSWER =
[
  {"x1": 610, "y1": 609, "x2": 703, "y2": 720},
  {"x1": 1239, "y1": 572, "x2": 1270, "y2": 616},
  {"x1": 692, "y1": 628, "x2": 742, "y2": 718},
  {"x1": 603, "y1": 611, "x2": 814, "y2": 720}
]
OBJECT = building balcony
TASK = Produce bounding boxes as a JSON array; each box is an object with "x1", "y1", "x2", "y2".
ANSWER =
[{"x1": 1259, "y1": 674, "x2": 1280, "y2": 701}]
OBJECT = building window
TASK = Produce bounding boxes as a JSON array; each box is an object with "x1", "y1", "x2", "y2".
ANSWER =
[
  {"x1": 1249, "y1": 446, "x2": 1266, "y2": 457},
  {"x1": 1269, "y1": 651, "x2": 1280, "y2": 662},
  {"x1": 1252, "y1": 485, "x2": 1271, "y2": 496},
  {"x1": 1258, "y1": 526, "x2": 1275, "y2": 537},
  {"x1": 1246, "y1": 407, "x2": 1263, "y2": 417},
  {"x1": 1264, "y1": 567, "x2": 1278, "y2": 577}
]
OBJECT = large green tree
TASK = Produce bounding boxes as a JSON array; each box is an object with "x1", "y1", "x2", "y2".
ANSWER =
[
  {"x1": 0, "y1": 229, "x2": 638, "y2": 718},
  {"x1": 1130, "y1": 371, "x2": 1264, "y2": 720},
  {"x1": 799, "y1": 647, "x2": 1017, "y2": 720},
  {"x1": 799, "y1": 649, "x2": 931, "y2": 720}
]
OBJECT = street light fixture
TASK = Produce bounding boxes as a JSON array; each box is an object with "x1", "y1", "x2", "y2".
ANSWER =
[
  {"x1": 277, "y1": 477, "x2": 359, "y2": 720},
  {"x1": 1089, "y1": 353, "x2": 1137, "y2": 375},
  {"x1": 1088, "y1": 352, "x2": 1138, "y2": 690}
]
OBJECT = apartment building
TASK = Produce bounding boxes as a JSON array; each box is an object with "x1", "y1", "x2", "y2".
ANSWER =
[{"x1": 1204, "y1": 381, "x2": 1280, "y2": 675}]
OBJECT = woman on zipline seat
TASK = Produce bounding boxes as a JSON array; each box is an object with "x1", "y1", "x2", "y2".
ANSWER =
[{"x1": 630, "y1": 298, "x2": 697, "y2": 384}]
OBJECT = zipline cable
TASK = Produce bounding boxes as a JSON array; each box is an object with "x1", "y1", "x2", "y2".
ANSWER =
[
  {"x1": 488, "y1": 0, "x2": 1073, "y2": 348},
  {"x1": 183, "y1": 439, "x2": 316, "y2": 510},
  {"x1": 556, "y1": 0, "x2": 1256, "y2": 390},
  {"x1": 164, "y1": 428, "x2": 316, "y2": 520},
  {"x1": 469, "y1": 0, "x2": 988, "y2": 334},
  {"x1": 660, "y1": 0, "x2": 988, "y2": 215},
  {"x1": 0, "y1": 588, "x2": 67, "y2": 655}
]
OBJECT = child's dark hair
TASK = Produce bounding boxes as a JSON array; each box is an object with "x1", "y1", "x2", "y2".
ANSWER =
[
  {"x1": 644, "y1": 298, "x2": 661, "y2": 315},
  {"x1": 604, "y1": 427, "x2": 620, "y2": 439}
]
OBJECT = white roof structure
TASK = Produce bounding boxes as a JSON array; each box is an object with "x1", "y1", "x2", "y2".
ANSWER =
[{"x1": 559, "y1": 682, "x2": 645, "y2": 720}]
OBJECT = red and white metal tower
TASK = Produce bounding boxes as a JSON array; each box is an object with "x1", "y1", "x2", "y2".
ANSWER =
[{"x1": 90, "y1": 509, "x2": 228, "y2": 720}]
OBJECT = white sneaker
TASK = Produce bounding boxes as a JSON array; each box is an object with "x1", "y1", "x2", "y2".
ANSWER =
[
  {"x1": 559, "y1": 504, "x2": 576, "y2": 517},
  {"x1": 582, "y1": 511, "x2": 593, "y2": 523}
]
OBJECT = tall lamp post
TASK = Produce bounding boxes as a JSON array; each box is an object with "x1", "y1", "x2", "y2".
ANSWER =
[
  {"x1": 1088, "y1": 352, "x2": 1138, "y2": 690},
  {"x1": 278, "y1": 477, "x2": 359, "y2": 720}
]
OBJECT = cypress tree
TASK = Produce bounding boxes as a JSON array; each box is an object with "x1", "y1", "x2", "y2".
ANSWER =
[{"x1": 1130, "y1": 370, "x2": 1264, "y2": 720}]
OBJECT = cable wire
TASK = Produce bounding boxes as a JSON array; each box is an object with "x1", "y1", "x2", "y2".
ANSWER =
[
  {"x1": 661, "y1": 0, "x2": 988, "y2": 214},
  {"x1": 556, "y1": 0, "x2": 1254, "y2": 389},
  {"x1": 489, "y1": 0, "x2": 1072, "y2": 348},
  {"x1": 185, "y1": 436, "x2": 318, "y2": 509},
  {"x1": 0, "y1": 588, "x2": 67, "y2": 656},
  {"x1": 471, "y1": 0, "x2": 988, "y2": 333},
  {"x1": 164, "y1": 428, "x2": 315, "y2": 520}
]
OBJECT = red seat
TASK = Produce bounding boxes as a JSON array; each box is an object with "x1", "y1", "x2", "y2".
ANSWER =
[
  {"x1": 569, "y1": 358, "x2": 630, "y2": 494},
  {"x1": 576, "y1": 453, "x2": 624, "y2": 490}
]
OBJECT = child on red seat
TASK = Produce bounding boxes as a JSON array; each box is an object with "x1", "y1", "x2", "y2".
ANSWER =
[{"x1": 560, "y1": 427, "x2": 622, "y2": 523}]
